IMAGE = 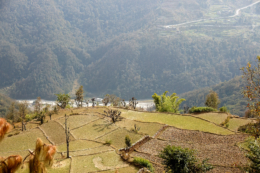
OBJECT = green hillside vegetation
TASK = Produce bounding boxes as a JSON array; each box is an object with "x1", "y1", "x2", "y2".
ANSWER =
[
  {"x1": 0, "y1": 93, "x2": 17, "y2": 117},
  {"x1": 180, "y1": 76, "x2": 247, "y2": 116},
  {"x1": 1, "y1": 0, "x2": 260, "y2": 99}
]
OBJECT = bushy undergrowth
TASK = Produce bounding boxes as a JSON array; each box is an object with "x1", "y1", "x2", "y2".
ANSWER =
[
  {"x1": 133, "y1": 157, "x2": 154, "y2": 172},
  {"x1": 219, "y1": 106, "x2": 228, "y2": 113},
  {"x1": 189, "y1": 107, "x2": 217, "y2": 113},
  {"x1": 159, "y1": 145, "x2": 213, "y2": 173},
  {"x1": 238, "y1": 122, "x2": 260, "y2": 139}
]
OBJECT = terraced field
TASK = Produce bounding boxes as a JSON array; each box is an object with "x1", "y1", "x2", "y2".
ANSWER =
[{"x1": 0, "y1": 107, "x2": 254, "y2": 173}]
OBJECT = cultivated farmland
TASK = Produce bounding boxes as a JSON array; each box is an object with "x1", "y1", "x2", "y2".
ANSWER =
[{"x1": 0, "y1": 107, "x2": 253, "y2": 173}]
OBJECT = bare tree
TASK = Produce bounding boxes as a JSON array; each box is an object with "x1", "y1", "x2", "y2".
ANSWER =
[
  {"x1": 121, "y1": 99, "x2": 126, "y2": 107},
  {"x1": 6, "y1": 102, "x2": 17, "y2": 128},
  {"x1": 102, "y1": 97, "x2": 109, "y2": 106},
  {"x1": 104, "y1": 110, "x2": 122, "y2": 123},
  {"x1": 64, "y1": 114, "x2": 70, "y2": 158},
  {"x1": 129, "y1": 97, "x2": 138, "y2": 109},
  {"x1": 18, "y1": 101, "x2": 28, "y2": 131},
  {"x1": 91, "y1": 98, "x2": 96, "y2": 107},
  {"x1": 75, "y1": 86, "x2": 84, "y2": 107},
  {"x1": 34, "y1": 97, "x2": 42, "y2": 114},
  {"x1": 85, "y1": 100, "x2": 89, "y2": 107}
]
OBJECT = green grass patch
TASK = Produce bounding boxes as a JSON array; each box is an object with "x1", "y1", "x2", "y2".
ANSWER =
[
  {"x1": 71, "y1": 151, "x2": 128, "y2": 172},
  {"x1": 41, "y1": 120, "x2": 75, "y2": 145},
  {"x1": 71, "y1": 119, "x2": 118, "y2": 140},
  {"x1": 115, "y1": 119, "x2": 163, "y2": 136},
  {"x1": 228, "y1": 118, "x2": 254, "y2": 131},
  {"x1": 121, "y1": 111, "x2": 234, "y2": 135},
  {"x1": 0, "y1": 129, "x2": 49, "y2": 152},
  {"x1": 195, "y1": 113, "x2": 228, "y2": 125},
  {"x1": 97, "y1": 128, "x2": 143, "y2": 149},
  {"x1": 56, "y1": 115, "x2": 100, "y2": 130},
  {"x1": 57, "y1": 140, "x2": 102, "y2": 152}
]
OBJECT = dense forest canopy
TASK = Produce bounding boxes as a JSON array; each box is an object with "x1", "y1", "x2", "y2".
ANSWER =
[{"x1": 0, "y1": 0, "x2": 259, "y2": 100}]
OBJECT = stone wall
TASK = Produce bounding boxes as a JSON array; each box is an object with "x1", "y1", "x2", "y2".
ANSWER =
[{"x1": 119, "y1": 135, "x2": 151, "y2": 154}]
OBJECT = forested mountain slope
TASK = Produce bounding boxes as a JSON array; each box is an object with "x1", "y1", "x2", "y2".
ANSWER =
[
  {"x1": 0, "y1": 93, "x2": 15, "y2": 117},
  {"x1": 0, "y1": 0, "x2": 259, "y2": 99},
  {"x1": 81, "y1": 35, "x2": 258, "y2": 99},
  {"x1": 180, "y1": 76, "x2": 247, "y2": 116}
]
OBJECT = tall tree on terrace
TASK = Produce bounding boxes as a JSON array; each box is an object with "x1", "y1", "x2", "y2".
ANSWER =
[
  {"x1": 241, "y1": 56, "x2": 260, "y2": 117},
  {"x1": 34, "y1": 97, "x2": 42, "y2": 114},
  {"x1": 6, "y1": 102, "x2": 16, "y2": 127},
  {"x1": 152, "y1": 91, "x2": 185, "y2": 113},
  {"x1": 75, "y1": 86, "x2": 84, "y2": 107},
  {"x1": 18, "y1": 101, "x2": 28, "y2": 131},
  {"x1": 205, "y1": 91, "x2": 220, "y2": 109},
  {"x1": 55, "y1": 94, "x2": 70, "y2": 109}
]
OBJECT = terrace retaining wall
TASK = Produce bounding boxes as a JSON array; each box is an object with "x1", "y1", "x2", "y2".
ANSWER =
[{"x1": 119, "y1": 135, "x2": 151, "y2": 154}]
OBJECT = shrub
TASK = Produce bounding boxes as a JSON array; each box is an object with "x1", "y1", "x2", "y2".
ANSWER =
[
  {"x1": 220, "y1": 116, "x2": 231, "y2": 127},
  {"x1": 133, "y1": 157, "x2": 155, "y2": 172},
  {"x1": 159, "y1": 145, "x2": 213, "y2": 173},
  {"x1": 105, "y1": 140, "x2": 112, "y2": 145},
  {"x1": 246, "y1": 140, "x2": 260, "y2": 172},
  {"x1": 189, "y1": 107, "x2": 217, "y2": 113},
  {"x1": 131, "y1": 124, "x2": 140, "y2": 133},
  {"x1": 238, "y1": 122, "x2": 260, "y2": 139},
  {"x1": 25, "y1": 114, "x2": 37, "y2": 122},
  {"x1": 219, "y1": 106, "x2": 228, "y2": 113},
  {"x1": 125, "y1": 135, "x2": 132, "y2": 147}
]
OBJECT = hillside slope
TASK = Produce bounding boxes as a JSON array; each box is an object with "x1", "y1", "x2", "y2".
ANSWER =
[
  {"x1": 180, "y1": 76, "x2": 247, "y2": 116},
  {"x1": 0, "y1": 0, "x2": 260, "y2": 99}
]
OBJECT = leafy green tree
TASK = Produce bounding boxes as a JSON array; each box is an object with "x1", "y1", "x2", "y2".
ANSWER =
[
  {"x1": 159, "y1": 145, "x2": 213, "y2": 173},
  {"x1": 75, "y1": 86, "x2": 84, "y2": 107},
  {"x1": 205, "y1": 91, "x2": 220, "y2": 109},
  {"x1": 152, "y1": 91, "x2": 185, "y2": 113},
  {"x1": 55, "y1": 94, "x2": 71, "y2": 109}
]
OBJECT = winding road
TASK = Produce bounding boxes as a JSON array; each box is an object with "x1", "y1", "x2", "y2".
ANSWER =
[{"x1": 163, "y1": 1, "x2": 260, "y2": 28}]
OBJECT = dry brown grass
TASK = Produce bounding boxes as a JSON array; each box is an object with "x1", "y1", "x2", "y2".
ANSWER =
[
  {"x1": 71, "y1": 119, "x2": 118, "y2": 140},
  {"x1": 0, "y1": 129, "x2": 49, "y2": 152},
  {"x1": 71, "y1": 151, "x2": 127, "y2": 172},
  {"x1": 115, "y1": 119, "x2": 163, "y2": 136},
  {"x1": 56, "y1": 114, "x2": 100, "y2": 130},
  {"x1": 97, "y1": 128, "x2": 143, "y2": 149}
]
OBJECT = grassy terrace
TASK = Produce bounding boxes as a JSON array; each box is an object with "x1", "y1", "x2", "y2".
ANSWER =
[
  {"x1": 194, "y1": 113, "x2": 228, "y2": 125},
  {"x1": 120, "y1": 110, "x2": 234, "y2": 135}
]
